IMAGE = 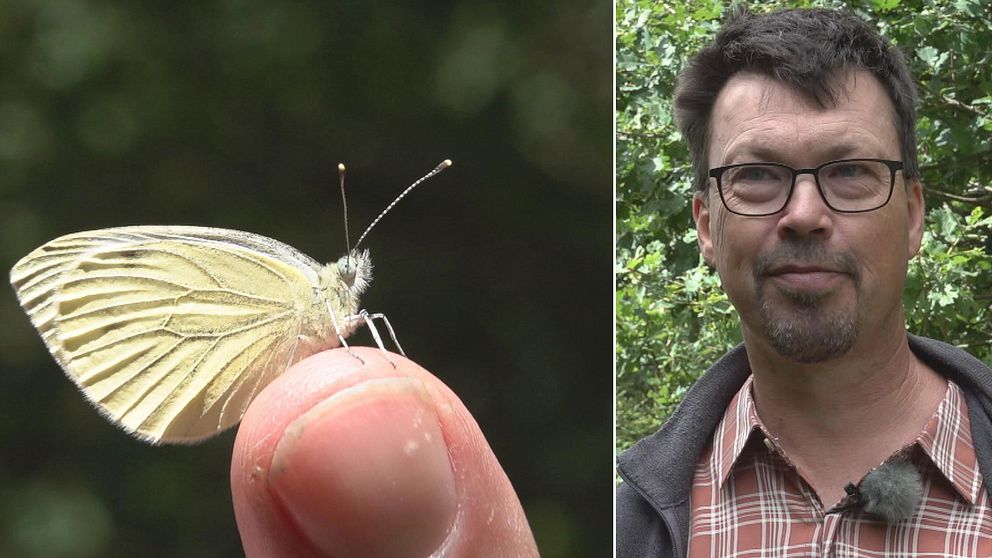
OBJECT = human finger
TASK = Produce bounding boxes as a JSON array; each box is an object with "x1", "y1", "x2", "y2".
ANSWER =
[{"x1": 230, "y1": 347, "x2": 538, "y2": 558}]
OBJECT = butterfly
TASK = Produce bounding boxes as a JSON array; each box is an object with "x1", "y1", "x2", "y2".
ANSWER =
[{"x1": 9, "y1": 160, "x2": 451, "y2": 444}]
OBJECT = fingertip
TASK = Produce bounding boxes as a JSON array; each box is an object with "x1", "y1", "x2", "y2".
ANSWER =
[
  {"x1": 268, "y1": 376, "x2": 457, "y2": 558},
  {"x1": 231, "y1": 347, "x2": 538, "y2": 557},
  {"x1": 232, "y1": 348, "x2": 395, "y2": 557}
]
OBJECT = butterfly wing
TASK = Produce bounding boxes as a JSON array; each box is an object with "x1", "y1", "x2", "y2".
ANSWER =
[{"x1": 10, "y1": 226, "x2": 328, "y2": 443}]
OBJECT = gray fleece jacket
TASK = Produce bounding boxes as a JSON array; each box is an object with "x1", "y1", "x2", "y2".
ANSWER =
[{"x1": 616, "y1": 335, "x2": 992, "y2": 558}]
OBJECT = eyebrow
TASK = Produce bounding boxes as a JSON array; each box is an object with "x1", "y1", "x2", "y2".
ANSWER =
[{"x1": 724, "y1": 143, "x2": 870, "y2": 165}]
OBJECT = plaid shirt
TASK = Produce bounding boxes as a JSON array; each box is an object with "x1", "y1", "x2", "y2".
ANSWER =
[{"x1": 688, "y1": 377, "x2": 992, "y2": 557}]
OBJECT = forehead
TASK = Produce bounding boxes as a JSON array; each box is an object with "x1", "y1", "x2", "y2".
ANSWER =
[{"x1": 708, "y1": 70, "x2": 899, "y2": 165}]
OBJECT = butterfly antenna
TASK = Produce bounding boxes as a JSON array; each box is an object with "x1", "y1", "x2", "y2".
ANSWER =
[
  {"x1": 353, "y1": 159, "x2": 452, "y2": 249},
  {"x1": 338, "y1": 163, "x2": 352, "y2": 268}
]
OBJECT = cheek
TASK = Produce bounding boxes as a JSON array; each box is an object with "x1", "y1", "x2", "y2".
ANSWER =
[
  {"x1": 708, "y1": 215, "x2": 766, "y2": 308},
  {"x1": 845, "y1": 212, "x2": 911, "y2": 284},
  {"x1": 709, "y1": 211, "x2": 761, "y2": 275},
  {"x1": 708, "y1": 208, "x2": 733, "y2": 264},
  {"x1": 857, "y1": 237, "x2": 909, "y2": 292}
]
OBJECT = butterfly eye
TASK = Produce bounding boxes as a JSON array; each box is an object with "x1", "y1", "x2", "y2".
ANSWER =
[{"x1": 336, "y1": 254, "x2": 357, "y2": 284}]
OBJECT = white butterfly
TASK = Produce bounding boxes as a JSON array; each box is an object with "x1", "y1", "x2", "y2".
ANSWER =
[{"x1": 9, "y1": 160, "x2": 451, "y2": 444}]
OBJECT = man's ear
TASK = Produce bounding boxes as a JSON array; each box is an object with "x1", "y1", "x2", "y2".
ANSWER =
[
  {"x1": 692, "y1": 190, "x2": 715, "y2": 266},
  {"x1": 905, "y1": 178, "x2": 925, "y2": 259}
]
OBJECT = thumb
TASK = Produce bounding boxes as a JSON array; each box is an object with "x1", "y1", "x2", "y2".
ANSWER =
[{"x1": 231, "y1": 347, "x2": 538, "y2": 558}]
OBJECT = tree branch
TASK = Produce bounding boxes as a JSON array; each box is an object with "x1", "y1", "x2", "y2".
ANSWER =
[
  {"x1": 939, "y1": 93, "x2": 987, "y2": 117},
  {"x1": 921, "y1": 185, "x2": 992, "y2": 205}
]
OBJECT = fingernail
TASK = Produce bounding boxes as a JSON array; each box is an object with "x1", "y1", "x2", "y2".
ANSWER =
[{"x1": 269, "y1": 377, "x2": 457, "y2": 558}]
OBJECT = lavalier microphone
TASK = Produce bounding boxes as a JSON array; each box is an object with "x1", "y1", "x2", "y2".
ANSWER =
[{"x1": 844, "y1": 459, "x2": 923, "y2": 523}]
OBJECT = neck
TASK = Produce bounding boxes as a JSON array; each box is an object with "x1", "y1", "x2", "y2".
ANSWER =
[
  {"x1": 746, "y1": 326, "x2": 940, "y2": 438},
  {"x1": 743, "y1": 325, "x2": 947, "y2": 506}
]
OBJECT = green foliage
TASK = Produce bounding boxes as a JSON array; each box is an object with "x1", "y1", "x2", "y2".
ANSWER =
[
  {"x1": 616, "y1": 245, "x2": 742, "y2": 449},
  {"x1": 906, "y1": 205, "x2": 992, "y2": 358},
  {"x1": 617, "y1": 0, "x2": 992, "y2": 453}
]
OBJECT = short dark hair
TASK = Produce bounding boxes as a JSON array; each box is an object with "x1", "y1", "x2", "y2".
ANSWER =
[{"x1": 674, "y1": 6, "x2": 919, "y2": 193}]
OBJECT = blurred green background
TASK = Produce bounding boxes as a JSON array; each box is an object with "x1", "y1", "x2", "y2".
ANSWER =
[{"x1": 0, "y1": 1, "x2": 611, "y2": 556}]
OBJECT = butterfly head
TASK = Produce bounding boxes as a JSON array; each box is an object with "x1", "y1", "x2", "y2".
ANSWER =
[{"x1": 332, "y1": 249, "x2": 372, "y2": 295}]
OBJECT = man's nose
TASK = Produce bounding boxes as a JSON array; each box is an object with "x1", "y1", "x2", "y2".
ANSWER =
[{"x1": 776, "y1": 174, "x2": 834, "y2": 239}]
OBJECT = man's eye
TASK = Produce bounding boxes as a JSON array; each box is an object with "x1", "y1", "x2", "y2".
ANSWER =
[
  {"x1": 734, "y1": 166, "x2": 779, "y2": 182},
  {"x1": 830, "y1": 163, "x2": 866, "y2": 178}
]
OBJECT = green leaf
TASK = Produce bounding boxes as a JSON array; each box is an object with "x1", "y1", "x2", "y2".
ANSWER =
[
  {"x1": 871, "y1": 0, "x2": 901, "y2": 11},
  {"x1": 935, "y1": 284, "x2": 959, "y2": 306}
]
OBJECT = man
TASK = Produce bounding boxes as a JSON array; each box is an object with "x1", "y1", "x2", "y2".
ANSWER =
[{"x1": 617, "y1": 6, "x2": 992, "y2": 557}]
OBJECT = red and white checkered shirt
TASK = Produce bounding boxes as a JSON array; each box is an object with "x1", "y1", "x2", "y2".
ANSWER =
[{"x1": 688, "y1": 377, "x2": 992, "y2": 557}]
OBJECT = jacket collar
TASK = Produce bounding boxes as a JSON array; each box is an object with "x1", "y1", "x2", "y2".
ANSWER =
[
  {"x1": 617, "y1": 343, "x2": 751, "y2": 509},
  {"x1": 617, "y1": 334, "x2": 992, "y2": 512}
]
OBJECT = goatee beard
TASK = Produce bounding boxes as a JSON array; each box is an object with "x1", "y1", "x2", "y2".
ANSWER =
[
  {"x1": 754, "y1": 241, "x2": 860, "y2": 363},
  {"x1": 759, "y1": 291, "x2": 858, "y2": 363}
]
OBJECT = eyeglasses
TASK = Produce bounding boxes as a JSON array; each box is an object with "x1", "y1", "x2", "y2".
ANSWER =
[{"x1": 707, "y1": 158, "x2": 904, "y2": 217}]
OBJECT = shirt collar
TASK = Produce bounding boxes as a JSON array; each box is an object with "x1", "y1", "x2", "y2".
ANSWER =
[
  {"x1": 712, "y1": 375, "x2": 763, "y2": 490},
  {"x1": 916, "y1": 380, "x2": 983, "y2": 504},
  {"x1": 712, "y1": 376, "x2": 982, "y2": 504}
]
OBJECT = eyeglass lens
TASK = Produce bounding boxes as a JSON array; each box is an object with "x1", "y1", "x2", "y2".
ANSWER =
[{"x1": 720, "y1": 160, "x2": 893, "y2": 215}]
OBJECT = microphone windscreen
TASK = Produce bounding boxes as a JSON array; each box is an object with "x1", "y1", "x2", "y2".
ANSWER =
[{"x1": 859, "y1": 459, "x2": 922, "y2": 523}]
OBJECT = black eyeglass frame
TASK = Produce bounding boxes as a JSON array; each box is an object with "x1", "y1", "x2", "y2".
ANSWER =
[{"x1": 707, "y1": 158, "x2": 905, "y2": 217}]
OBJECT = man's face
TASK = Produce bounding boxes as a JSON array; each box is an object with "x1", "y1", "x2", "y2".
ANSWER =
[{"x1": 692, "y1": 70, "x2": 925, "y2": 363}]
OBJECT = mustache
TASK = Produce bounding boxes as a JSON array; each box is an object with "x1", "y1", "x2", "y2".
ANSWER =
[{"x1": 753, "y1": 240, "x2": 860, "y2": 282}]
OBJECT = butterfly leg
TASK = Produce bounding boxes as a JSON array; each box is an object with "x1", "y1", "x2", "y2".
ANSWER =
[
  {"x1": 363, "y1": 312, "x2": 406, "y2": 357},
  {"x1": 336, "y1": 333, "x2": 366, "y2": 365},
  {"x1": 354, "y1": 310, "x2": 397, "y2": 367},
  {"x1": 342, "y1": 310, "x2": 398, "y2": 367},
  {"x1": 324, "y1": 300, "x2": 366, "y2": 365}
]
